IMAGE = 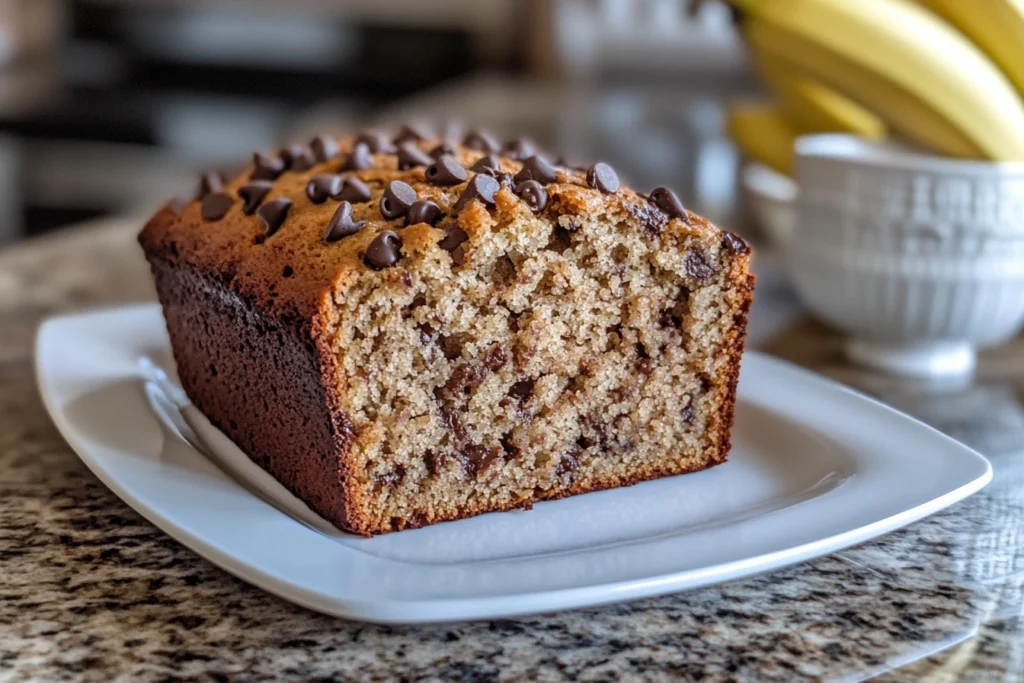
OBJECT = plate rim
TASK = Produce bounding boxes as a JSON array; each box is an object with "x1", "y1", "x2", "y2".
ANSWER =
[{"x1": 34, "y1": 304, "x2": 994, "y2": 623}]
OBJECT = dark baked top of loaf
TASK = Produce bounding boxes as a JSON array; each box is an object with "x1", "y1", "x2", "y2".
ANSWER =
[{"x1": 138, "y1": 128, "x2": 747, "y2": 326}]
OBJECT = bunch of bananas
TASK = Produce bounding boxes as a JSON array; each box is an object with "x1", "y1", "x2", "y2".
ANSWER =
[{"x1": 724, "y1": 0, "x2": 1024, "y2": 176}]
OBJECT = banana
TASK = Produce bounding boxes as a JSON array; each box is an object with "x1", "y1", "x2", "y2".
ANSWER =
[
  {"x1": 754, "y1": 54, "x2": 887, "y2": 139},
  {"x1": 914, "y1": 0, "x2": 1024, "y2": 99},
  {"x1": 733, "y1": 0, "x2": 1024, "y2": 160},
  {"x1": 726, "y1": 103, "x2": 798, "y2": 176}
]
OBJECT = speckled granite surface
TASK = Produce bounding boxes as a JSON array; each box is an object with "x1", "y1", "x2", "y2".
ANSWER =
[{"x1": 2, "y1": 218, "x2": 1023, "y2": 682}]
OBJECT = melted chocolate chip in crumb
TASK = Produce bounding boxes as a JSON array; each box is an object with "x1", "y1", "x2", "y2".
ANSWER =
[
  {"x1": 306, "y1": 174, "x2": 344, "y2": 204},
  {"x1": 515, "y1": 180, "x2": 548, "y2": 212},
  {"x1": 587, "y1": 162, "x2": 620, "y2": 194},
  {"x1": 424, "y1": 450, "x2": 447, "y2": 477},
  {"x1": 453, "y1": 174, "x2": 499, "y2": 213},
  {"x1": 200, "y1": 192, "x2": 233, "y2": 221},
  {"x1": 309, "y1": 134, "x2": 339, "y2": 162},
  {"x1": 681, "y1": 395, "x2": 694, "y2": 424},
  {"x1": 355, "y1": 130, "x2": 395, "y2": 154},
  {"x1": 364, "y1": 230, "x2": 403, "y2": 269},
  {"x1": 508, "y1": 379, "x2": 534, "y2": 402},
  {"x1": 406, "y1": 200, "x2": 443, "y2": 227},
  {"x1": 438, "y1": 227, "x2": 469, "y2": 253},
  {"x1": 425, "y1": 155, "x2": 468, "y2": 186},
  {"x1": 460, "y1": 444, "x2": 499, "y2": 478},
  {"x1": 556, "y1": 450, "x2": 580, "y2": 476},
  {"x1": 514, "y1": 155, "x2": 557, "y2": 185},
  {"x1": 483, "y1": 345, "x2": 508, "y2": 371},
  {"x1": 722, "y1": 230, "x2": 750, "y2": 255},
  {"x1": 375, "y1": 468, "x2": 405, "y2": 488},
  {"x1": 463, "y1": 130, "x2": 500, "y2": 153},
  {"x1": 685, "y1": 250, "x2": 717, "y2": 283},
  {"x1": 648, "y1": 186, "x2": 688, "y2": 220},
  {"x1": 624, "y1": 197, "x2": 669, "y2": 235},
  {"x1": 341, "y1": 142, "x2": 373, "y2": 171},
  {"x1": 251, "y1": 151, "x2": 285, "y2": 181},
  {"x1": 238, "y1": 181, "x2": 273, "y2": 214},
  {"x1": 380, "y1": 180, "x2": 418, "y2": 219},
  {"x1": 336, "y1": 177, "x2": 372, "y2": 204},
  {"x1": 324, "y1": 201, "x2": 366, "y2": 242},
  {"x1": 257, "y1": 198, "x2": 292, "y2": 236},
  {"x1": 397, "y1": 142, "x2": 434, "y2": 170}
]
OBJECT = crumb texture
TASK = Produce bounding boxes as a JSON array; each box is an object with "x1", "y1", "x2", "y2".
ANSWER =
[{"x1": 140, "y1": 132, "x2": 754, "y2": 535}]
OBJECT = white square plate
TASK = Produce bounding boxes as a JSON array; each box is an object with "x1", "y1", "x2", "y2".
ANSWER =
[{"x1": 36, "y1": 305, "x2": 991, "y2": 623}]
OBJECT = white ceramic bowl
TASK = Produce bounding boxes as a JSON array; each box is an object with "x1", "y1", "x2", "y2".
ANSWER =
[
  {"x1": 786, "y1": 135, "x2": 1024, "y2": 377},
  {"x1": 741, "y1": 162, "x2": 798, "y2": 251}
]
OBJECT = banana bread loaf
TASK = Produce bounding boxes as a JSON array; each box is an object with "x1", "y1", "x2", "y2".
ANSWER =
[{"x1": 139, "y1": 127, "x2": 754, "y2": 536}]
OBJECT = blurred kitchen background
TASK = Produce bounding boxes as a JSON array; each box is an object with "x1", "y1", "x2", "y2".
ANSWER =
[{"x1": 0, "y1": 0, "x2": 758, "y2": 244}]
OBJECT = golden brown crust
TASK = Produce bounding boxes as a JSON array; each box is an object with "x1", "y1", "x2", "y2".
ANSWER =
[
  {"x1": 140, "y1": 132, "x2": 754, "y2": 536},
  {"x1": 714, "y1": 271, "x2": 756, "y2": 460},
  {"x1": 138, "y1": 140, "x2": 725, "y2": 325},
  {"x1": 146, "y1": 255, "x2": 357, "y2": 529}
]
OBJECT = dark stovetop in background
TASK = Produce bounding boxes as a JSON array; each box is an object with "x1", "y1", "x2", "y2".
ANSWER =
[{"x1": 0, "y1": 1, "x2": 484, "y2": 241}]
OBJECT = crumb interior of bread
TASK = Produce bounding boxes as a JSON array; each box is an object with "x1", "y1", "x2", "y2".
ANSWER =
[{"x1": 325, "y1": 200, "x2": 745, "y2": 532}]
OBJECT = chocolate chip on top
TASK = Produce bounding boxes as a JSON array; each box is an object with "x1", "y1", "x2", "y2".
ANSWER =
[
  {"x1": 394, "y1": 123, "x2": 432, "y2": 145},
  {"x1": 198, "y1": 171, "x2": 225, "y2": 199},
  {"x1": 514, "y1": 155, "x2": 557, "y2": 185},
  {"x1": 281, "y1": 144, "x2": 315, "y2": 173},
  {"x1": 309, "y1": 134, "x2": 339, "y2": 163},
  {"x1": 251, "y1": 151, "x2": 285, "y2": 181},
  {"x1": 586, "y1": 162, "x2": 620, "y2": 194},
  {"x1": 406, "y1": 199, "x2": 443, "y2": 226},
  {"x1": 324, "y1": 201, "x2": 366, "y2": 242},
  {"x1": 463, "y1": 130, "x2": 500, "y2": 153},
  {"x1": 429, "y1": 142, "x2": 456, "y2": 159},
  {"x1": 380, "y1": 180, "x2": 418, "y2": 219},
  {"x1": 306, "y1": 174, "x2": 344, "y2": 204},
  {"x1": 397, "y1": 142, "x2": 433, "y2": 170},
  {"x1": 648, "y1": 187, "x2": 687, "y2": 220},
  {"x1": 337, "y1": 177, "x2": 372, "y2": 204},
  {"x1": 341, "y1": 142, "x2": 372, "y2": 171},
  {"x1": 454, "y1": 174, "x2": 500, "y2": 213},
  {"x1": 514, "y1": 180, "x2": 548, "y2": 212},
  {"x1": 364, "y1": 230, "x2": 403, "y2": 270},
  {"x1": 425, "y1": 155, "x2": 468, "y2": 186},
  {"x1": 502, "y1": 138, "x2": 536, "y2": 161},
  {"x1": 257, "y1": 198, "x2": 292, "y2": 236},
  {"x1": 355, "y1": 129, "x2": 395, "y2": 154},
  {"x1": 168, "y1": 195, "x2": 189, "y2": 215},
  {"x1": 722, "y1": 231, "x2": 750, "y2": 255},
  {"x1": 201, "y1": 192, "x2": 233, "y2": 221},
  {"x1": 470, "y1": 154, "x2": 502, "y2": 174},
  {"x1": 238, "y1": 181, "x2": 273, "y2": 214},
  {"x1": 438, "y1": 226, "x2": 468, "y2": 253}
]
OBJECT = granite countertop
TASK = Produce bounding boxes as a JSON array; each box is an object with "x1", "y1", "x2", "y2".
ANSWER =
[{"x1": 2, "y1": 217, "x2": 1023, "y2": 682}]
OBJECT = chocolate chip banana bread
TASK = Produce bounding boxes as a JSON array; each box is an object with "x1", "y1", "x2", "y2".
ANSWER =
[{"x1": 139, "y1": 126, "x2": 754, "y2": 536}]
